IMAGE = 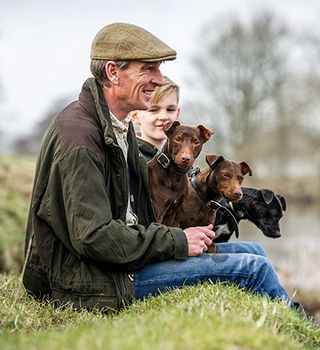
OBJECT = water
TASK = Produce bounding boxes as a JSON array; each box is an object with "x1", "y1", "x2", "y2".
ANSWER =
[{"x1": 230, "y1": 204, "x2": 320, "y2": 291}]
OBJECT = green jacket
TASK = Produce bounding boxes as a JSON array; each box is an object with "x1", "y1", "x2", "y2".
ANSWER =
[
  {"x1": 23, "y1": 78, "x2": 188, "y2": 311},
  {"x1": 136, "y1": 137, "x2": 158, "y2": 162}
]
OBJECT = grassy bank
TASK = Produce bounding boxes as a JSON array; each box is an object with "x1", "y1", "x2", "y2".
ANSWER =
[
  {"x1": 0, "y1": 274, "x2": 319, "y2": 350},
  {"x1": 0, "y1": 155, "x2": 34, "y2": 273},
  {"x1": 0, "y1": 155, "x2": 319, "y2": 348}
]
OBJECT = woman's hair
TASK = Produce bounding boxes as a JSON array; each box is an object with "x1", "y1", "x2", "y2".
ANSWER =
[
  {"x1": 150, "y1": 76, "x2": 180, "y2": 104},
  {"x1": 90, "y1": 60, "x2": 128, "y2": 86}
]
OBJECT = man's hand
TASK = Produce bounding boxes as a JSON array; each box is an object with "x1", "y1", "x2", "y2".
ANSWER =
[{"x1": 183, "y1": 224, "x2": 215, "y2": 256}]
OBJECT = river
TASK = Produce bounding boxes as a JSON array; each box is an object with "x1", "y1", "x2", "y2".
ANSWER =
[{"x1": 230, "y1": 204, "x2": 320, "y2": 291}]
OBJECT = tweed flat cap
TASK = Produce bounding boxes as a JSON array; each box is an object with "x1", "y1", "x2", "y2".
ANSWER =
[{"x1": 91, "y1": 22, "x2": 177, "y2": 62}]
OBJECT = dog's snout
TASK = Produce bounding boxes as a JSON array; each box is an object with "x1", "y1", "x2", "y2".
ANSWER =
[
  {"x1": 181, "y1": 155, "x2": 191, "y2": 163},
  {"x1": 233, "y1": 190, "x2": 242, "y2": 200}
]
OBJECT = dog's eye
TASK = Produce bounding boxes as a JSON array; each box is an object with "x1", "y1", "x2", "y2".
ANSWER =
[
  {"x1": 222, "y1": 172, "x2": 230, "y2": 178},
  {"x1": 237, "y1": 176, "x2": 244, "y2": 184},
  {"x1": 193, "y1": 140, "x2": 200, "y2": 146},
  {"x1": 174, "y1": 136, "x2": 182, "y2": 143}
]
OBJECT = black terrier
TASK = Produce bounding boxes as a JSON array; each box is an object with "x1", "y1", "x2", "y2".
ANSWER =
[{"x1": 214, "y1": 187, "x2": 286, "y2": 242}]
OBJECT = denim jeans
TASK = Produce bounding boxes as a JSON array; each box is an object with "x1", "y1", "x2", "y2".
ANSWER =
[{"x1": 134, "y1": 242, "x2": 292, "y2": 306}]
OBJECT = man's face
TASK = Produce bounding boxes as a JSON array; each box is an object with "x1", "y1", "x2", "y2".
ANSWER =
[{"x1": 117, "y1": 61, "x2": 164, "y2": 112}]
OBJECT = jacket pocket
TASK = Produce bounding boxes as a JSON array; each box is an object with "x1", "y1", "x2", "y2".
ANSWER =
[{"x1": 50, "y1": 257, "x2": 121, "y2": 311}]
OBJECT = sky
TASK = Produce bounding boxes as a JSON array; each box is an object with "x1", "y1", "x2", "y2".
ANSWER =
[{"x1": 1, "y1": 0, "x2": 320, "y2": 139}]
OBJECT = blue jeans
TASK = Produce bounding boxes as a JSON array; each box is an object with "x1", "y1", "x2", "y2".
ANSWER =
[{"x1": 134, "y1": 242, "x2": 292, "y2": 306}]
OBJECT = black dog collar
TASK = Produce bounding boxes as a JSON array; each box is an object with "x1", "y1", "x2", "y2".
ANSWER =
[
  {"x1": 190, "y1": 174, "x2": 239, "y2": 238},
  {"x1": 156, "y1": 150, "x2": 189, "y2": 176}
]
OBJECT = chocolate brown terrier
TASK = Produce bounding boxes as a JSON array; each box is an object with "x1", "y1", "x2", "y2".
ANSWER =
[
  {"x1": 148, "y1": 121, "x2": 213, "y2": 225},
  {"x1": 172, "y1": 154, "x2": 252, "y2": 252}
]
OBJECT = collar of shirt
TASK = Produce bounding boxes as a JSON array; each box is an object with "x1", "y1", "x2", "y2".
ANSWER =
[
  {"x1": 109, "y1": 112, "x2": 131, "y2": 159},
  {"x1": 109, "y1": 112, "x2": 131, "y2": 134},
  {"x1": 109, "y1": 112, "x2": 138, "y2": 226}
]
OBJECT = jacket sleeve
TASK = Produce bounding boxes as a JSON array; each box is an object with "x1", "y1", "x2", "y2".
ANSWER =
[{"x1": 38, "y1": 148, "x2": 188, "y2": 271}]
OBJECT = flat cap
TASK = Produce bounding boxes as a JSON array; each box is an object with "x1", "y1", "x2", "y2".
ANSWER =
[{"x1": 91, "y1": 22, "x2": 177, "y2": 62}]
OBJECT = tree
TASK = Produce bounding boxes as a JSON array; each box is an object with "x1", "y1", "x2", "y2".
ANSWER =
[
  {"x1": 185, "y1": 13, "x2": 320, "y2": 178},
  {"x1": 189, "y1": 14, "x2": 288, "y2": 156}
]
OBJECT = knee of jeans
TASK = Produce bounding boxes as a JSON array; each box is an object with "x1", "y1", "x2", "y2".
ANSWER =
[
  {"x1": 254, "y1": 255, "x2": 275, "y2": 274},
  {"x1": 250, "y1": 242, "x2": 266, "y2": 257},
  {"x1": 244, "y1": 254, "x2": 269, "y2": 273}
]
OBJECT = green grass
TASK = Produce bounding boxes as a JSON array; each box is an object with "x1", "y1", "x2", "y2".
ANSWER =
[
  {"x1": 0, "y1": 274, "x2": 319, "y2": 350},
  {"x1": 0, "y1": 155, "x2": 35, "y2": 273},
  {"x1": 0, "y1": 156, "x2": 319, "y2": 349}
]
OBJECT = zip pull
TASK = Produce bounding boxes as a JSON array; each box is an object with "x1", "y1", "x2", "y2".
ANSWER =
[{"x1": 130, "y1": 194, "x2": 135, "y2": 207}]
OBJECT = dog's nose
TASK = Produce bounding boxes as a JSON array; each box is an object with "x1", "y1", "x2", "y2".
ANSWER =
[
  {"x1": 181, "y1": 155, "x2": 191, "y2": 163},
  {"x1": 233, "y1": 191, "x2": 242, "y2": 200},
  {"x1": 273, "y1": 229, "x2": 281, "y2": 238}
]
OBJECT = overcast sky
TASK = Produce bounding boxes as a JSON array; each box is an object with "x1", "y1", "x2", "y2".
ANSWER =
[{"x1": 1, "y1": 0, "x2": 320, "y2": 137}]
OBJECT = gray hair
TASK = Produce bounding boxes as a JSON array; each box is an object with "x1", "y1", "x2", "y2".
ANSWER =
[{"x1": 90, "y1": 60, "x2": 129, "y2": 86}]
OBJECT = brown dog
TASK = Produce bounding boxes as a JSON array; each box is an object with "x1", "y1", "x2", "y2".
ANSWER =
[
  {"x1": 172, "y1": 155, "x2": 252, "y2": 252},
  {"x1": 148, "y1": 121, "x2": 212, "y2": 225}
]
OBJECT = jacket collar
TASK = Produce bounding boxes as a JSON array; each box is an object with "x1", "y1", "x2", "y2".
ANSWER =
[
  {"x1": 78, "y1": 78, "x2": 116, "y2": 146},
  {"x1": 136, "y1": 137, "x2": 158, "y2": 161}
]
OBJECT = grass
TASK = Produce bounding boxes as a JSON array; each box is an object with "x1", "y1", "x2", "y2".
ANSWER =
[
  {"x1": 0, "y1": 155, "x2": 34, "y2": 273},
  {"x1": 0, "y1": 154, "x2": 319, "y2": 349},
  {"x1": 0, "y1": 274, "x2": 319, "y2": 350}
]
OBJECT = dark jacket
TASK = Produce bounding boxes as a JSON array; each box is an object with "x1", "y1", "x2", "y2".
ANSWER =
[
  {"x1": 136, "y1": 137, "x2": 158, "y2": 162},
  {"x1": 23, "y1": 78, "x2": 188, "y2": 311}
]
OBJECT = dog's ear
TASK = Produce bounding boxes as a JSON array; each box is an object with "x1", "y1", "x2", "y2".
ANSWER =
[
  {"x1": 163, "y1": 121, "x2": 180, "y2": 136},
  {"x1": 196, "y1": 125, "x2": 214, "y2": 143},
  {"x1": 277, "y1": 194, "x2": 287, "y2": 211},
  {"x1": 260, "y1": 189, "x2": 274, "y2": 205},
  {"x1": 240, "y1": 162, "x2": 252, "y2": 176},
  {"x1": 206, "y1": 155, "x2": 224, "y2": 168}
]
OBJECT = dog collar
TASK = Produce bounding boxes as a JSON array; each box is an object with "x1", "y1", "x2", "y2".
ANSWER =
[
  {"x1": 190, "y1": 174, "x2": 239, "y2": 238},
  {"x1": 156, "y1": 152, "x2": 170, "y2": 168},
  {"x1": 156, "y1": 151, "x2": 189, "y2": 176},
  {"x1": 190, "y1": 175, "x2": 209, "y2": 203},
  {"x1": 208, "y1": 201, "x2": 239, "y2": 238}
]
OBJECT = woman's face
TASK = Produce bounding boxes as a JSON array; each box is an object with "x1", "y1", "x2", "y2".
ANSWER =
[{"x1": 132, "y1": 90, "x2": 180, "y2": 148}]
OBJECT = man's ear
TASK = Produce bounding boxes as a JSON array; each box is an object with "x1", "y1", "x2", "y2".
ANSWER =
[
  {"x1": 105, "y1": 61, "x2": 119, "y2": 84},
  {"x1": 130, "y1": 110, "x2": 140, "y2": 125}
]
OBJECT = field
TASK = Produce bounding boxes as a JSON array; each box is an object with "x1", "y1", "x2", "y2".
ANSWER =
[
  {"x1": 0, "y1": 155, "x2": 319, "y2": 349},
  {"x1": 1, "y1": 275, "x2": 319, "y2": 350}
]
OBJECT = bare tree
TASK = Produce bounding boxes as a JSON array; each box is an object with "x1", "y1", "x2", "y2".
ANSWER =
[
  {"x1": 258, "y1": 31, "x2": 320, "y2": 177},
  {"x1": 189, "y1": 15, "x2": 289, "y2": 156},
  {"x1": 186, "y1": 13, "x2": 320, "y2": 179}
]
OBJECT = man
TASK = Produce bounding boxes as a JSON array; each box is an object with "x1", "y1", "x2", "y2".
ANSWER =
[{"x1": 23, "y1": 22, "x2": 293, "y2": 312}]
